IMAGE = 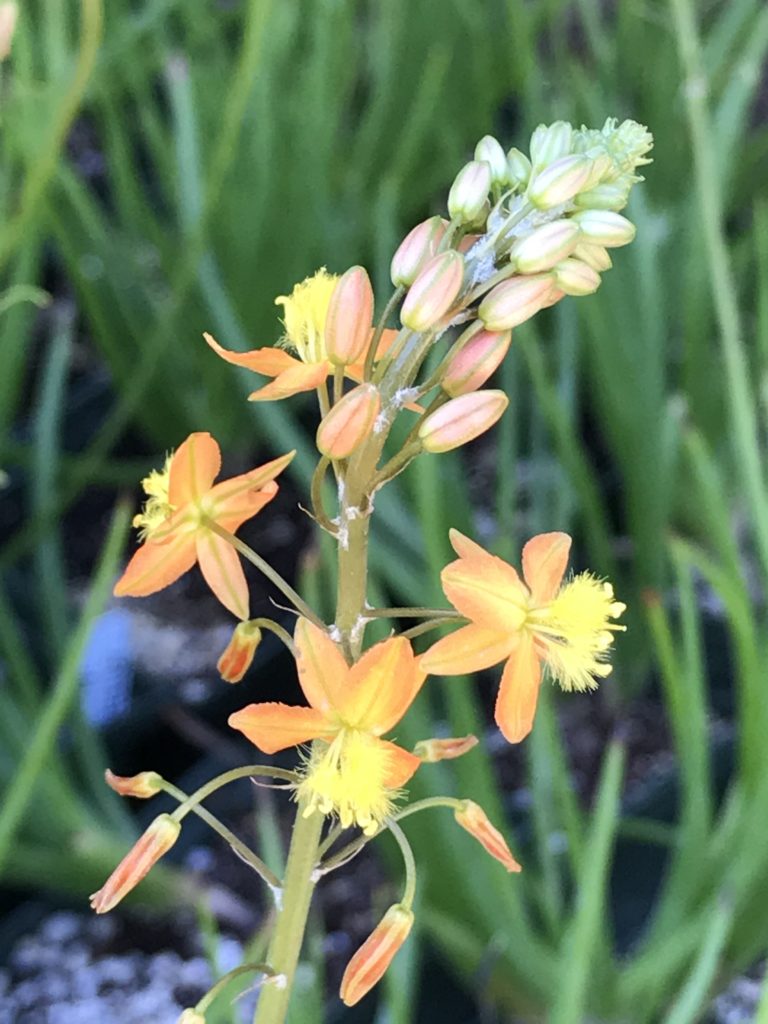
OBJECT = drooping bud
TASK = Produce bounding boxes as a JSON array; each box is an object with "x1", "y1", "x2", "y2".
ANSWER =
[
  {"x1": 217, "y1": 620, "x2": 263, "y2": 683},
  {"x1": 413, "y1": 734, "x2": 479, "y2": 762},
  {"x1": 530, "y1": 121, "x2": 572, "y2": 169},
  {"x1": 509, "y1": 220, "x2": 580, "y2": 274},
  {"x1": 316, "y1": 383, "x2": 381, "y2": 459},
  {"x1": 474, "y1": 135, "x2": 508, "y2": 186},
  {"x1": 105, "y1": 769, "x2": 163, "y2": 799},
  {"x1": 400, "y1": 251, "x2": 464, "y2": 331},
  {"x1": 506, "y1": 147, "x2": 531, "y2": 189},
  {"x1": 390, "y1": 216, "x2": 448, "y2": 288},
  {"x1": 325, "y1": 266, "x2": 374, "y2": 365},
  {"x1": 340, "y1": 903, "x2": 414, "y2": 1007},
  {"x1": 554, "y1": 259, "x2": 601, "y2": 296},
  {"x1": 90, "y1": 814, "x2": 181, "y2": 913},
  {"x1": 478, "y1": 273, "x2": 555, "y2": 330},
  {"x1": 177, "y1": 1011, "x2": 206, "y2": 1024},
  {"x1": 454, "y1": 800, "x2": 521, "y2": 872},
  {"x1": 419, "y1": 390, "x2": 508, "y2": 453},
  {"x1": 441, "y1": 328, "x2": 511, "y2": 397},
  {"x1": 572, "y1": 209, "x2": 636, "y2": 247},
  {"x1": 527, "y1": 154, "x2": 594, "y2": 209},
  {"x1": 0, "y1": 3, "x2": 17, "y2": 61},
  {"x1": 574, "y1": 182, "x2": 631, "y2": 212},
  {"x1": 448, "y1": 161, "x2": 492, "y2": 225},
  {"x1": 572, "y1": 242, "x2": 612, "y2": 272}
]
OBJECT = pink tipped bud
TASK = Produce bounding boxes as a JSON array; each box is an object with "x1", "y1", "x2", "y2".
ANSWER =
[
  {"x1": 572, "y1": 242, "x2": 612, "y2": 272},
  {"x1": 324, "y1": 266, "x2": 374, "y2": 365},
  {"x1": 340, "y1": 903, "x2": 414, "y2": 1006},
  {"x1": 442, "y1": 329, "x2": 511, "y2": 397},
  {"x1": 0, "y1": 3, "x2": 18, "y2": 61},
  {"x1": 90, "y1": 814, "x2": 181, "y2": 913},
  {"x1": 419, "y1": 390, "x2": 508, "y2": 453},
  {"x1": 105, "y1": 769, "x2": 163, "y2": 799},
  {"x1": 506, "y1": 147, "x2": 531, "y2": 189},
  {"x1": 555, "y1": 258, "x2": 601, "y2": 296},
  {"x1": 541, "y1": 286, "x2": 566, "y2": 309},
  {"x1": 178, "y1": 1011, "x2": 206, "y2": 1024},
  {"x1": 217, "y1": 620, "x2": 263, "y2": 683},
  {"x1": 474, "y1": 135, "x2": 508, "y2": 186},
  {"x1": 455, "y1": 800, "x2": 521, "y2": 872},
  {"x1": 390, "y1": 216, "x2": 448, "y2": 287},
  {"x1": 400, "y1": 251, "x2": 464, "y2": 331},
  {"x1": 413, "y1": 734, "x2": 479, "y2": 762},
  {"x1": 316, "y1": 383, "x2": 381, "y2": 459},
  {"x1": 478, "y1": 273, "x2": 554, "y2": 330},
  {"x1": 509, "y1": 220, "x2": 580, "y2": 273},
  {"x1": 530, "y1": 121, "x2": 572, "y2": 168},
  {"x1": 572, "y1": 209, "x2": 636, "y2": 247},
  {"x1": 527, "y1": 154, "x2": 594, "y2": 209},
  {"x1": 448, "y1": 161, "x2": 492, "y2": 224},
  {"x1": 574, "y1": 182, "x2": 631, "y2": 212}
]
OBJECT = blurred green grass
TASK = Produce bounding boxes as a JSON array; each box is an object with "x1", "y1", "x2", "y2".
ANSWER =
[{"x1": 2, "y1": 0, "x2": 768, "y2": 1020}]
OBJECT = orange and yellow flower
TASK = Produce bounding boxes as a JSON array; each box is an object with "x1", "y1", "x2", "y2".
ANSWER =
[
  {"x1": 421, "y1": 530, "x2": 625, "y2": 743},
  {"x1": 114, "y1": 432, "x2": 293, "y2": 620},
  {"x1": 229, "y1": 618, "x2": 425, "y2": 834}
]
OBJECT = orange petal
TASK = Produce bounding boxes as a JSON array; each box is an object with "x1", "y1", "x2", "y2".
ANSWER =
[
  {"x1": 344, "y1": 636, "x2": 425, "y2": 734},
  {"x1": 441, "y1": 557, "x2": 527, "y2": 634},
  {"x1": 229, "y1": 703, "x2": 333, "y2": 754},
  {"x1": 204, "y1": 333, "x2": 300, "y2": 376},
  {"x1": 248, "y1": 362, "x2": 329, "y2": 401},
  {"x1": 195, "y1": 531, "x2": 249, "y2": 620},
  {"x1": 379, "y1": 740, "x2": 421, "y2": 788},
  {"x1": 522, "y1": 532, "x2": 571, "y2": 603},
  {"x1": 168, "y1": 432, "x2": 221, "y2": 506},
  {"x1": 114, "y1": 533, "x2": 197, "y2": 598},
  {"x1": 420, "y1": 623, "x2": 515, "y2": 675},
  {"x1": 294, "y1": 618, "x2": 350, "y2": 713},
  {"x1": 213, "y1": 484, "x2": 278, "y2": 535},
  {"x1": 494, "y1": 633, "x2": 542, "y2": 743},
  {"x1": 448, "y1": 528, "x2": 504, "y2": 563}
]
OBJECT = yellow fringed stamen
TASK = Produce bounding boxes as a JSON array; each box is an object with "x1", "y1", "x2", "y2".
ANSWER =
[
  {"x1": 275, "y1": 268, "x2": 338, "y2": 365},
  {"x1": 132, "y1": 454, "x2": 176, "y2": 540}
]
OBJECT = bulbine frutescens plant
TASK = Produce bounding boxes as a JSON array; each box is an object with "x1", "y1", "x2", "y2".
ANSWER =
[{"x1": 91, "y1": 119, "x2": 651, "y2": 1023}]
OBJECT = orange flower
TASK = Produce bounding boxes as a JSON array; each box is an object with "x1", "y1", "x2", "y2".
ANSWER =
[
  {"x1": 90, "y1": 813, "x2": 180, "y2": 913},
  {"x1": 229, "y1": 618, "x2": 425, "y2": 833},
  {"x1": 114, "y1": 432, "x2": 293, "y2": 620},
  {"x1": 421, "y1": 530, "x2": 625, "y2": 743},
  {"x1": 340, "y1": 903, "x2": 414, "y2": 1006}
]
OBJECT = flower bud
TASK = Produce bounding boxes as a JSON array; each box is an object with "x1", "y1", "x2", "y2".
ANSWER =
[
  {"x1": 0, "y1": 3, "x2": 18, "y2": 61},
  {"x1": 572, "y1": 242, "x2": 612, "y2": 272},
  {"x1": 527, "y1": 154, "x2": 593, "y2": 209},
  {"x1": 455, "y1": 800, "x2": 521, "y2": 872},
  {"x1": 574, "y1": 182, "x2": 631, "y2": 212},
  {"x1": 316, "y1": 383, "x2": 381, "y2": 459},
  {"x1": 530, "y1": 121, "x2": 572, "y2": 168},
  {"x1": 400, "y1": 251, "x2": 464, "y2": 331},
  {"x1": 217, "y1": 620, "x2": 263, "y2": 683},
  {"x1": 448, "y1": 161, "x2": 492, "y2": 224},
  {"x1": 178, "y1": 1011, "x2": 206, "y2": 1024},
  {"x1": 390, "y1": 216, "x2": 448, "y2": 288},
  {"x1": 572, "y1": 209, "x2": 636, "y2": 247},
  {"x1": 90, "y1": 814, "x2": 181, "y2": 913},
  {"x1": 324, "y1": 266, "x2": 374, "y2": 365},
  {"x1": 340, "y1": 903, "x2": 414, "y2": 1006},
  {"x1": 441, "y1": 328, "x2": 511, "y2": 397},
  {"x1": 478, "y1": 273, "x2": 554, "y2": 330},
  {"x1": 506, "y1": 147, "x2": 531, "y2": 189},
  {"x1": 554, "y1": 258, "x2": 601, "y2": 296},
  {"x1": 509, "y1": 220, "x2": 580, "y2": 273},
  {"x1": 474, "y1": 135, "x2": 508, "y2": 186},
  {"x1": 105, "y1": 769, "x2": 163, "y2": 799},
  {"x1": 419, "y1": 390, "x2": 508, "y2": 453},
  {"x1": 541, "y1": 287, "x2": 565, "y2": 309},
  {"x1": 413, "y1": 734, "x2": 478, "y2": 762}
]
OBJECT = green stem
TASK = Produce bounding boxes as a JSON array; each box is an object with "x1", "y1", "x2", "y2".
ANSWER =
[
  {"x1": 364, "y1": 286, "x2": 404, "y2": 381},
  {"x1": 250, "y1": 618, "x2": 297, "y2": 656},
  {"x1": 385, "y1": 818, "x2": 417, "y2": 908},
  {"x1": 365, "y1": 607, "x2": 460, "y2": 619},
  {"x1": 196, "y1": 961, "x2": 277, "y2": 1015},
  {"x1": 401, "y1": 616, "x2": 464, "y2": 641}
]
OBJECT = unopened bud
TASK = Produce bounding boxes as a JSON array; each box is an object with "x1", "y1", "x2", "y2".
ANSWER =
[
  {"x1": 478, "y1": 273, "x2": 554, "y2": 330},
  {"x1": 541, "y1": 287, "x2": 565, "y2": 309},
  {"x1": 572, "y1": 209, "x2": 636, "y2": 247},
  {"x1": 400, "y1": 251, "x2": 464, "y2": 331},
  {"x1": 390, "y1": 216, "x2": 448, "y2": 288},
  {"x1": 105, "y1": 769, "x2": 163, "y2": 799},
  {"x1": 530, "y1": 121, "x2": 572, "y2": 168},
  {"x1": 442, "y1": 329, "x2": 511, "y2": 397},
  {"x1": 340, "y1": 903, "x2": 414, "y2": 1006},
  {"x1": 448, "y1": 161, "x2": 492, "y2": 224},
  {"x1": 474, "y1": 135, "x2": 508, "y2": 186},
  {"x1": 574, "y1": 182, "x2": 631, "y2": 212},
  {"x1": 414, "y1": 734, "x2": 479, "y2": 762},
  {"x1": 555, "y1": 259, "x2": 601, "y2": 296},
  {"x1": 178, "y1": 1011, "x2": 206, "y2": 1024},
  {"x1": 509, "y1": 220, "x2": 580, "y2": 273},
  {"x1": 527, "y1": 154, "x2": 593, "y2": 209},
  {"x1": 419, "y1": 390, "x2": 508, "y2": 453},
  {"x1": 325, "y1": 266, "x2": 374, "y2": 365},
  {"x1": 572, "y1": 242, "x2": 612, "y2": 272},
  {"x1": 455, "y1": 800, "x2": 521, "y2": 872},
  {"x1": 217, "y1": 620, "x2": 263, "y2": 683},
  {"x1": 506, "y1": 147, "x2": 531, "y2": 189},
  {"x1": 316, "y1": 383, "x2": 381, "y2": 459},
  {"x1": 0, "y1": 3, "x2": 17, "y2": 61},
  {"x1": 90, "y1": 814, "x2": 181, "y2": 913}
]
